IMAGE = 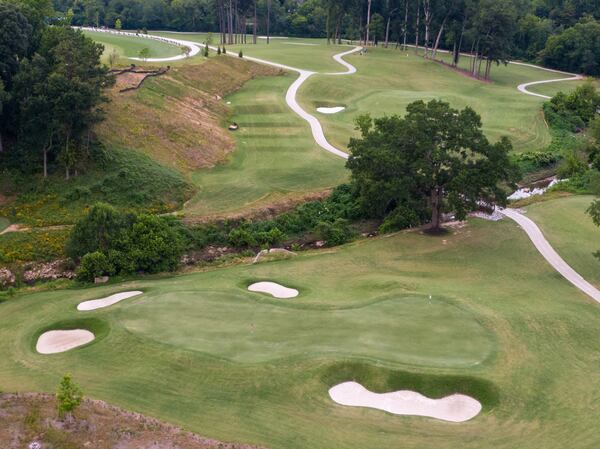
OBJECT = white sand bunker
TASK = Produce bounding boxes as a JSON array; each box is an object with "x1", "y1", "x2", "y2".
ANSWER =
[
  {"x1": 248, "y1": 281, "x2": 299, "y2": 299},
  {"x1": 77, "y1": 291, "x2": 143, "y2": 311},
  {"x1": 317, "y1": 106, "x2": 345, "y2": 114},
  {"x1": 329, "y1": 381, "x2": 481, "y2": 422},
  {"x1": 36, "y1": 330, "x2": 95, "y2": 354}
]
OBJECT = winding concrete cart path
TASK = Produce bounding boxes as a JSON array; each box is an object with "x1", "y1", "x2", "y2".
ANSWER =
[{"x1": 499, "y1": 208, "x2": 600, "y2": 304}]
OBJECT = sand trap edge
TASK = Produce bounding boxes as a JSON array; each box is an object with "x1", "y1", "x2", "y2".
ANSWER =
[
  {"x1": 248, "y1": 281, "x2": 299, "y2": 299},
  {"x1": 329, "y1": 381, "x2": 482, "y2": 423},
  {"x1": 36, "y1": 329, "x2": 95, "y2": 354},
  {"x1": 77, "y1": 291, "x2": 143, "y2": 311}
]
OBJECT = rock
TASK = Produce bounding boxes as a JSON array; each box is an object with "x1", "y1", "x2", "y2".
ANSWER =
[
  {"x1": 94, "y1": 276, "x2": 109, "y2": 284},
  {"x1": 253, "y1": 248, "x2": 297, "y2": 264},
  {"x1": 315, "y1": 241, "x2": 326, "y2": 248},
  {"x1": 0, "y1": 268, "x2": 15, "y2": 287},
  {"x1": 22, "y1": 259, "x2": 75, "y2": 284}
]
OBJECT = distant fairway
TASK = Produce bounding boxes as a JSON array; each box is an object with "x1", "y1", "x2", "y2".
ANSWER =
[
  {"x1": 3, "y1": 218, "x2": 600, "y2": 448},
  {"x1": 526, "y1": 195, "x2": 600, "y2": 288},
  {"x1": 82, "y1": 30, "x2": 184, "y2": 63},
  {"x1": 185, "y1": 72, "x2": 347, "y2": 216},
  {"x1": 299, "y1": 47, "x2": 575, "y2": 153}
]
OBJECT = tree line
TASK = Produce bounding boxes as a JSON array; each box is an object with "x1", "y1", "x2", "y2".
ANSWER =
[
  {"x1": 52, "y1": 0, "x2": 600, "y2": 75},
  {"x1": 0, "y1": 0, "x2": 112, "y2": 179}
]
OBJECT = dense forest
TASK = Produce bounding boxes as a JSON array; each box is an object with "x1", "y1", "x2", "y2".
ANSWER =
[{"x1": 53, "y1": 0, "x2": 600, "y2": 75}]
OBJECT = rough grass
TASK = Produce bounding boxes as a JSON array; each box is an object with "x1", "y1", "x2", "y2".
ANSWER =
[
  {"x1": 525, "y1": 195, "x2": 600, "y2": 287},
  {"x1": 0, "y1": 148, "x2": 192, "y2": 227},
  {"x1": 0, "y1": 216, "x2": 9, "y2": 232},
  {"x1": 96, "y1": 57, "x2": 279, "y2": 174},
  {"x1": 2, "y1": 219, "x2": 600, "y2": 448},
  {"x1": 0, "y1": 228, "x2": 69, "y2": 264}
]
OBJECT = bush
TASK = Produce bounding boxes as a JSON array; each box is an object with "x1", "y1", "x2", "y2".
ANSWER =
[
  {"x1": 379, "y1": 205, "x2": 422, "y2": 233},
  {"x1": 76, "y1": 251, "x2": 114, "y2": 282},
  {"x1": 228, "y1": 227, "x2": 256, "y2": 248},
  {"x1": 238, "y1": 50, "x2": 243, "y2": 58},
  {"x1": 556, "y1": 149, "x2": 587, "y2": 179},
  {"x1": 314, "y1": 219, "x2": 354, "y2": 246}
]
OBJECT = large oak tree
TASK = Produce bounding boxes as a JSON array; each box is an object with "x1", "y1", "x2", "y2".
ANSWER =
[{"x1": 347, "y1": 99, "x2": 519, "y2": 230}]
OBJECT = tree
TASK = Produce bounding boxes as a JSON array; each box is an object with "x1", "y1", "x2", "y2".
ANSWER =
[
  {"x1": 115, "y1": 17, "x2": 122, "y2": 29},
  {"x1": 57, "y1": 374, "x2": 83, "y2": 420},
  {"x1": 0, "y1": 2, "x2": 33, "y2": 86},
  {"x1": 0, "y1": 80, "x2": 7, "y2": 153},
  {"x1": 347, "y1": 99, "x2": 519, "y2": 231},
  {"x1": 139, "y1": 46, "x2": 150, "y2": 60},
  {"x1": 108, "y1": 48, "x2": 119, "y2": 66},
  {"x1": 66, "y1": 202, "x2": 130, "y2": 259}
]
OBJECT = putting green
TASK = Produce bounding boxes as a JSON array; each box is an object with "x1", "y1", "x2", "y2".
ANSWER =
[
  {"x1": 3, "y1": 218, "x2": 600, "y2": 448},
  {"x1": 117, "y1": 290, "x2": 492, "y2": 366}
]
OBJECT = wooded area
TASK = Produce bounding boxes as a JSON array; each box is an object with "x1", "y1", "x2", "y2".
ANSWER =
[{"x1": 53, "y1": 0, "x2": 600, "y2": 75}]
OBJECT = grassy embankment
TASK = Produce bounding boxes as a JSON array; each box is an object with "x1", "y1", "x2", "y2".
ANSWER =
[{"x1": 1, "y1": 216, "x2": 600, "y2": 448}]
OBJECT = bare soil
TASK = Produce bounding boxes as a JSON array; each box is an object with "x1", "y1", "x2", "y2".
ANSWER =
[{"x1": 0, "y1": 392, "x2": 264, "y2": 449}]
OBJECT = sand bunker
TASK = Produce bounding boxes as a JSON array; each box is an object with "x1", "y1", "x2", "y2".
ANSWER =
[
  {"x1": 248, "y1": 281, "x2": 299, "y2": 299},
  {"x1": 77, "y1": 291, "x2": 143, "y2": 311},
  {"x1": 317, "y1": 106, "x2": 345, "y2": 114},
  {"x1": 36, "y1": 330, "x2": 95, "y2": 354},
  {"x1": 329, "y1": 381, "x2": 481, "y2": 422}
]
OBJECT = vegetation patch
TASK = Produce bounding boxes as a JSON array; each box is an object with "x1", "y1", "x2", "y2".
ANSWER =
[{"x1": 0, "y1": 229, "x2": 69, "y2": 264}]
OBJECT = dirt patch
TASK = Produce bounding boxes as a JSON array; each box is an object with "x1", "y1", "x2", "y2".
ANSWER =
[
  {"x1": 0, "y1": 392, "x2": 265, "y2": 449},
  {"x1": 96, "y1": 58, "x2": 282, "y2": 174}
]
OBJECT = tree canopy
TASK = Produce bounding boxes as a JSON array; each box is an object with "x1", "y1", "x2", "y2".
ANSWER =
[{"x1": 347, "y1": 99, "x2": 519, "y2": 230}]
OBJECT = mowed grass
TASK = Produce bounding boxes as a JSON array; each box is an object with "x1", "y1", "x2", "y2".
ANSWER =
[
  {"x1": 526, "y1": 195, "x2": 600, "y2": 287},
  {"x1": 299, "y1": 47, "x2": 568, "y2": 153},
  {"x1": 152, "y1": 32, "x2": 352, "y2": 72},
  {"x1": 82, "y1": 30, "x2": 184, "y2": 64},
  {"x1": 3, "y1": 218, "x2": 600, "y2": 448},
  {"x1": 185, "y1": 71, "x2": 347, "y2": 216}
]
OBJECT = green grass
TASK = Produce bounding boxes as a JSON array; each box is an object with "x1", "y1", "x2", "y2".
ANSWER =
[
  {"x1": 152, "y1": 32, "x2": 353, "y2": 72},
  {"x1": 299, "y1": 47, "x2": 571, "y2": 154},
  {"x1": 526, "y1": 195, "x2": 600, "y2": 287},
  {"x1": 0, "y1": 148, "x2": 193, "y2": 226},
  {"x1": 185, "y1": 72, "x2": 348, "y2": 216},
  {"x1": 82, "y1": 30, "x2": 185, "y2": 64},
  {"x1": 2, "y1": 218, "x2": 600, "y2": 448},
  {"x1": 0, "y1": 217, "x2": 9, "y2": 232}
]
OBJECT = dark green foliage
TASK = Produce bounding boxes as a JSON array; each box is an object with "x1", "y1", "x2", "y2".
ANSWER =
[
  {"x1": 238, "y1": 49, "x2": 243, "y2": 58},
  {"x1": 542, "y1": 19, "x2": 600, "y2": 76},
  {"x1": 76, "y1": 251, "x2": 113, "y2": 282},
  {"x1": 66, "y1": 203, "x2": 129, "y2": 259},
  {"x1": 68, "y1": 203, "x2": 186, "y2": 280},
  {"x1": 544, "y1": 83, "x2": 600, "y2": 132},
  {"x1": 556, "y1": 149, "x2": 587, "y2": 179},
  {"x1": 347, "y1": 100, "x2": 519, "y2": 230},
  {"x1": 379, "y1": 205, "x2": 423, "y2": 233},
  {"x1": 314, "y1": 219, "x2": 354, "y2": 246}
]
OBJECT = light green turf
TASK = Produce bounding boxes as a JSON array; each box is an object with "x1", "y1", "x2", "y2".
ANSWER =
[
  {"x1": 152, "y1": 32, "x2": 352, "y2": 72},
  {"x1": 2, "y1": 218, "x2": 600, "y2": 448},
  {"x1": 0, "y1": 217, "x2": 8, "y2": 233},
  {"x1": 526, "y1": 195, "x2": 600, "y2": 287},
  {"x1": 82, "y1": 30, "x2": 184, "y2": 63},
  {"x1": 185, "y1": 72, "x2": 347, "y2": 216},
  {"x1": 299, "y1": 48, "x2": 573, "y2": 154}
]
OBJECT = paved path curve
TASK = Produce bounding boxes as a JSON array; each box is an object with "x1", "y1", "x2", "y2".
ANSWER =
[
  {"x1": 499, "y1": 208, "x2": 600, "y2": 303},
  {"x1": 511, "y1": 61, "x2": 584, "y2": 99}
]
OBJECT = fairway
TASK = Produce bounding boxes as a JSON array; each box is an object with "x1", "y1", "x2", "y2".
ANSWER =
[
  {"x1": 299, "y1": 47, "x2": 567, "y2": 153},
  {"x1": 526, "y1": 195, "x2": 600, "y2": 287},
  {"x1": 185, "y1": 71, "x2": 348, "y2": 216},
  {"x1": 82, "y1": 30, "x2": 184, "y2": 63},
  {"x1": 3, "y1": 218, "x2": 600, "y2": 448}
]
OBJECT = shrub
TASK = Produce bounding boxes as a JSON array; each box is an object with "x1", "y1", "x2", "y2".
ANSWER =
[
  {"x1": 314, "y1": 218, "x2": 354, "y2": 246},
  {"x1": 556, "y1": 149, "x2": 587, "y2": 179},
  {"x1": 228, "y1": 227, "x2": 256, "y2": 247},
  {"x1": 76, "y1": 251, "x2": 114, "y2": 282},
  {"x1": 238, "y1": 50, "x2": 243, "y2": 58},
  {"x1": 379, "y1": 205, "x2": 422, "y2": 233},
  {"x1": 57, "y1": 374, "x2": 82, "y2": 419}
]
